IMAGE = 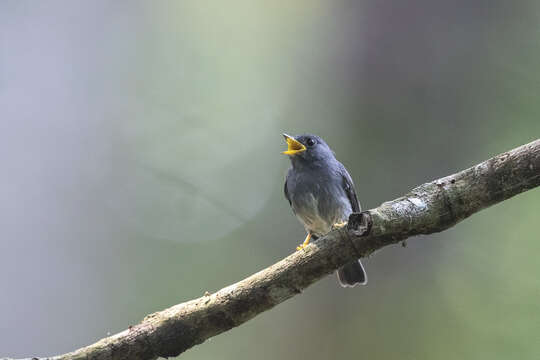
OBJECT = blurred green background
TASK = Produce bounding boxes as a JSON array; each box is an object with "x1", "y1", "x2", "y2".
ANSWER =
[{"x1": 1, "y1": 1, "x2": 539, "y2": 359}]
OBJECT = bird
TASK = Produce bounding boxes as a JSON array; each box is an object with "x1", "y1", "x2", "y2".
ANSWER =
[{"x1": 282, "y1": 133, "x2": 367, "y2": 287}]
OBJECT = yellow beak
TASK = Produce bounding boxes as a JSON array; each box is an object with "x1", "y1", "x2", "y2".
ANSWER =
[{"x1": 282, "y1": 133, "x2": 306, "y2": 155}]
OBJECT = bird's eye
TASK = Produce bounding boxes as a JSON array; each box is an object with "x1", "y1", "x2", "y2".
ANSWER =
[{"x1": 306, "y1": 138, "x2": 316, "y2": 147}]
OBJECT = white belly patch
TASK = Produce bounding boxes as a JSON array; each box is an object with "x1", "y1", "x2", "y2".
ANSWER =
[{"x1": 294, "y1": 193, "x2": 345, "y2": 236}]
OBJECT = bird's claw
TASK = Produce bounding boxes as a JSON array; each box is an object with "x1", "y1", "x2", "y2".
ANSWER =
[{"x1": 296, "y1": 233, "x2": 312, "y2": 251}]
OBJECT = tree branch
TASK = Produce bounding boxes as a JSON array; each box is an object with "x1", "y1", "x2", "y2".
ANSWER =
[{"x1": 4, "y1": 139, "x2": 540, "y2": 360}]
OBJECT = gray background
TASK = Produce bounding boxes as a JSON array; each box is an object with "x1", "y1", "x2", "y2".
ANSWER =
[{"x1": 1, "y1": 1, "x2": 539, "y2": 359}]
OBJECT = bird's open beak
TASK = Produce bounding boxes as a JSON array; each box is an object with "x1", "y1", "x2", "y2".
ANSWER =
[{"x1": 282, "y1": 133, "x2": 306, "y2": 155}]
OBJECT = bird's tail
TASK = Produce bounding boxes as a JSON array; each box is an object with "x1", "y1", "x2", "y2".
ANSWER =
[{"x1": 337, "y1": 260, "x2": 367, "y2": 287}]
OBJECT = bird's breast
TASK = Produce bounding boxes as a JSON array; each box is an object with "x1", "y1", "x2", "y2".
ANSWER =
[{"x1": 290, "y1": 184, "x2": 352, "y2": 237}]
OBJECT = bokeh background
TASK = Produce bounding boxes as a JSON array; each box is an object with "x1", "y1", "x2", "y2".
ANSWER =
[{"x1": 1, "y1": 1, "x2": 540, "y2": 359}]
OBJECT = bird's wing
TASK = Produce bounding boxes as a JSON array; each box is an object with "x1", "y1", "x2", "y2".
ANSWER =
[
  {"x1": 284, "y1": 168, "x2": 292, "y2": 206},
  {"x1": 340, "y1": 164, "x2": 361, "y2": 213},
  {"x1": 284, "y1": 168, "x2": 298, "y2": 216},
  {"x1": 284, "y1": 178, "x2": 291, "y2": 206}
]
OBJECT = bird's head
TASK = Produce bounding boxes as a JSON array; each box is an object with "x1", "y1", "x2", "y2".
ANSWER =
[{"x1": 282, "y1": 133, "x2": 335, "y2": 167}]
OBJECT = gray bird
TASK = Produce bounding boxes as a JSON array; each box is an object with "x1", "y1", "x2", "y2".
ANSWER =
[{"x1": 282, "y1": 133, "x2": 367, "y2": 287}]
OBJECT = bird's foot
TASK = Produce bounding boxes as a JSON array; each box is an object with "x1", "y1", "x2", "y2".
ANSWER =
[
  {"x1": 296, "y1": 243, "x2": 307, "y2": 251},
  {"x1": 331, "y1": 221, "x2": 347, "y2": 230},
  {"x1": 296, "y1": 233, "x2": 312, "y2": 251}
]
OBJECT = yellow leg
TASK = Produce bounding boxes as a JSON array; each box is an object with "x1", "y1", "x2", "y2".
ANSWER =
[
  {"x1": 331, "y1": 221, "x2": 347, "y2": 230},
  {"x1": 296, "y1": 233, "x2": 312, "y2": 251}
]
